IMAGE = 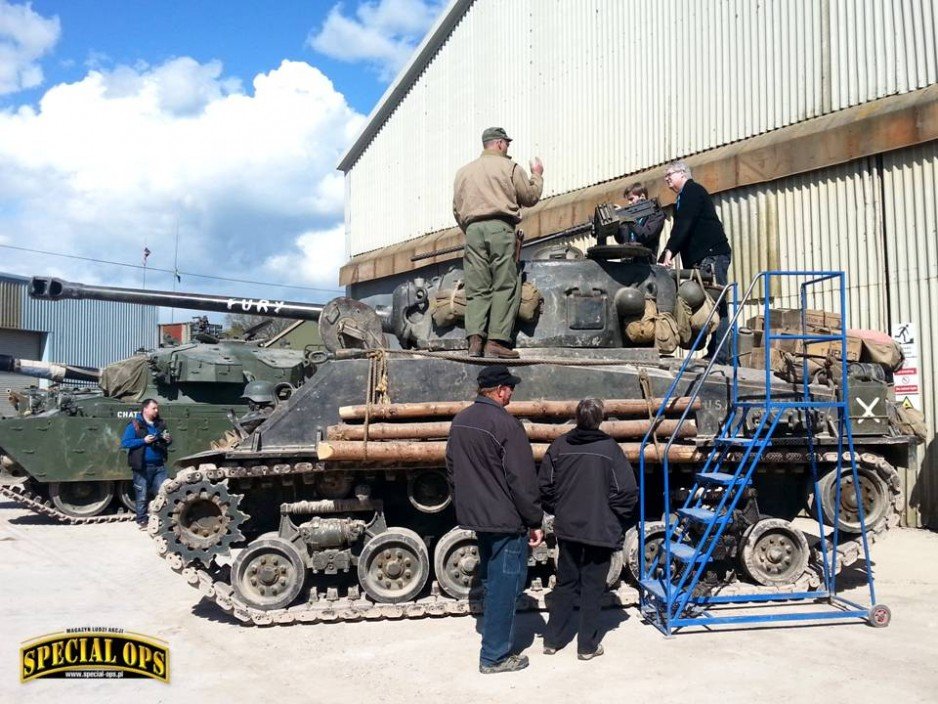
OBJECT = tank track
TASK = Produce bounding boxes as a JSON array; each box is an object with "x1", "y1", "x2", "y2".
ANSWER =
[
  {"x1": 148, "y1": 451, "x2": 901, "y2": 626},
  {"x1": 0, "y1": 482, "x2": 134, "y2": 525}
]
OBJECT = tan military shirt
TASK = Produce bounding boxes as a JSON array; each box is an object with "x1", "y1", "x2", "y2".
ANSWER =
[{"x1": 452, "y1": 149, "x2": 544, "y2": 230}]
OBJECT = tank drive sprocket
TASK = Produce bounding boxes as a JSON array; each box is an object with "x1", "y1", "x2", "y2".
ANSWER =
[{"x1": 155, "y1": 474, "x2": 248, "y2": 565}]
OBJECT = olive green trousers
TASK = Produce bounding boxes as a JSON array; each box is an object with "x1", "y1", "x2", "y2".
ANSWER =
[{"x1": 463, "y1": 220, "x2": 519, "y2": 342}]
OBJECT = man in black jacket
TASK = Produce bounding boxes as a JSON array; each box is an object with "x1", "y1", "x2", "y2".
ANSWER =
[
  {"x1": 540, "y1": 398, "x2": 637, "y2": 660},
  {"x1": 660, "y1": 160, "x2": 733, "y2": 363},
  {"x1": 445, "y1": 365, "x2": 544, "y2": 674}
]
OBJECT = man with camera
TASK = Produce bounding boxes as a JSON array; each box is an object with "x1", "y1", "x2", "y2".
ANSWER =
[{"x1": 120, "y1": 398, "x2": 172, "y2": 529}]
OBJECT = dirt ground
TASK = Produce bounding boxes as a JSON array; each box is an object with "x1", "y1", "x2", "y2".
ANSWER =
[{"x1": 2, "y1": 502, "x2": 937, "y2": 704}]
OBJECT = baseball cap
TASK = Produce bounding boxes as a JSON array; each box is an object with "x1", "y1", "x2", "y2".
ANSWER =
[
  {"x1": 482, "y1": 127, "x2": 512, "y2": 143},
  {"x1": 477, "y1": 364, "x2": 522, "y2": 388}
]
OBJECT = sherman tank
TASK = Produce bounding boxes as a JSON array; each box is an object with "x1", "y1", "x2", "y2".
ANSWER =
[
  {"x1": 0, "y1": 278, "x2": 327, "y2": 523},
  {"x1": 131, "y1": 206, "x2": 916, "y2": 627}
]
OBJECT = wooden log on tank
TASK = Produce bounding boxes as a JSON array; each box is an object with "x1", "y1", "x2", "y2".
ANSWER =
[
  {"x1": 327, "y1": 419, "x2": 697, "y2": 442},
  {"x1": 338, "y1": 397, "x2": 701, "y2": 421},
  {"x1": 316, "y1": 440, "x2": 704, "y2": 463}
]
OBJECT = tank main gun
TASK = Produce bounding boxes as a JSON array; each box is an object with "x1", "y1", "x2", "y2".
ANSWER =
[
  {"x1": 29, "y1": 277, "x2": 326, "y2": 322},
  {"x1": 0, "y1": 354, "x2": 100, "y2": 383}
]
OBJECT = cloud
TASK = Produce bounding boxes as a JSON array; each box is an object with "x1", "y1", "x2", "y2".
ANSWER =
[
  {"x1": 0, "y1": 57, "x2": 366, "y2": 307},
  {"x1": 0, "y1": 0, "x2": 60, "y2": 95},
  {"x1": 309, "y1": 0, "x2": 445, "y2": 81}
]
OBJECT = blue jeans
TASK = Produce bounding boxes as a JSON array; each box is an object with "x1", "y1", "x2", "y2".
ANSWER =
[
  {"x1": 476, "y1": 532, "x2": 529, "y2": 667},
  {"x1": 699, "y1": 254, "x2": 732, "y2": 364},
  {"x1": 133, "y1": 464, "x2": 167, "y2": 523}
]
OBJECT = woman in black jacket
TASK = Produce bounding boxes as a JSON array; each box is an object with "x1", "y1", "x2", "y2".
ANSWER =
[{"x1": 539, "y1": 398, "x2": 638, "y2": 660}]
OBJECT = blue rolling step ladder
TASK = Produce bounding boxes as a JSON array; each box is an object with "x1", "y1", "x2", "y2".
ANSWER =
[{"x1": 637, "y1": 270, "x2": 891, "y2": 634}]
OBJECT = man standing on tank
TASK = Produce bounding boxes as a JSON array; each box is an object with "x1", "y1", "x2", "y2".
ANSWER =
[
  {"x1": 539, "y1": 398, "x2": 637, "y2": 660},
  {"x1": 615, "y1": 182, "x2": 666, "y2": 257},
  {"x1": 120, "y1": 398, "x2": 172, "y2": 529},
  {"x1": 660, "y1": 160, "x2": 733, "y2": 363},
  {"x1": 445, "y1": 365, "x2": 544, "y2": 673},
  {"x1": 453, "y1": 127, "x2": 544, "y2": 360}
]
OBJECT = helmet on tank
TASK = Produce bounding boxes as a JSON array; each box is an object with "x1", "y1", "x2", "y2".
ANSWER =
[{"x1": 240, "y1": 380, "x2": 277, "y2": 404}]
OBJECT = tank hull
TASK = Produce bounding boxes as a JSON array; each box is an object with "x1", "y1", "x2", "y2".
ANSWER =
[{"x1": 151, "y1": 349, "x2": 909, "y2": 623}]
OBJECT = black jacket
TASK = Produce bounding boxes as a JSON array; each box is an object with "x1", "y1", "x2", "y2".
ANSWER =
[
  {"x1": 662, "y1": 179, "x2": 731, "y2": 268},
  {"x1": 615, "y1": 208, "x2": 666, "y2": 255},
  {"x1": 539, "y1": 428, "x2": 638, "y2": 548},
  {"x1": 445, "y1": 396, "x2": 543, "y2": 534}
]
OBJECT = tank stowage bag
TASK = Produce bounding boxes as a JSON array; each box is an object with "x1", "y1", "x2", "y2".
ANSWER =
[
  {"x1": 430, "y1": 281, "x2": 543, "y2": 327},
  {"x1": 430, "y1": 283, "x2": 467, "y2": 328},
  {"x1": 655, "y1": 313, "x2": 680, "y2": 354},
  {"x1": 673, "y1": 296, "x2": 693, "y2": 347},
  {"x1": 517, "y1": 281, "x2": 543, "y2": 323},
  {"x1": 625, "y1": 298, "x2": 657, "y2": 344}
]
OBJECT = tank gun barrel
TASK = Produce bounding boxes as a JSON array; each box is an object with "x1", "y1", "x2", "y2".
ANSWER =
[
  {"x1": 0, "y1": 354, "x2": 100, "y2": 383},
  {"x1": 29, "y1": 277, "x2": 326, "y2": 322}
]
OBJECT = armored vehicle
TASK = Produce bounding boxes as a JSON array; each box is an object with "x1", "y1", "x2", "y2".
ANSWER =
[
  {"x1": 138, "y1": 208, "x2": 915, "y2": 626},
  {"x1": 0, "y1": 278, "x2": 326, "y2": 522}
]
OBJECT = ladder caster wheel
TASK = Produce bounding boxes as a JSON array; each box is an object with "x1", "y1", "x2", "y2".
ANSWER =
[{"x1": 868, "y1": 604, "x2": 891, "y2": 628}]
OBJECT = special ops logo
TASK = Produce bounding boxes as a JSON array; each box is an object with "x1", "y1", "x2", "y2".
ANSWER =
[{"x1": 20, "y1": 628, "x2": 169, "y2": 683}]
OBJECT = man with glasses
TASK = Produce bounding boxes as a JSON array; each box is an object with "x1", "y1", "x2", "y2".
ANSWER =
[
  {"x1": 453, "y1": 127, "x2": 544, "y2": 359},
  {"x1": 660, "y1": 161, "x2": 732, "y2": 363}
]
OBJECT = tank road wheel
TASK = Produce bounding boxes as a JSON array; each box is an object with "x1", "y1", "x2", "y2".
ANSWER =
[
  {"x1": 358, "y1": 527, "x2": 430, "y2": 604},
  {"x1": 817, "y1": 465, "x2": 890, "y2": 533},
  {"x1": 624, "y1": 521, "x2": 668, "y2": 583},
  {"x1": 868, "y1": 604, "x2": 891, "y2": 628},
  {"x1": 606, "y1": 549, "x2": 625, "y2": 588},
  {"x1": 156, "y1": 479, "x2": 247, "y2": 564},
  {"x1": 49, "y1": 480, "x2": 114, "y2": 518},
  {"x1": 231, "y1": 537, "x2": 306, "y2": 611},
  {"x1": 740, "y1": 518, "x2": 809, "y2": 586},
  {"x1": 433, "y1": 528, "x2": 480, "y2": 599},
  {"x1": 117, "y1": 480, "x2": 136, "y2": 512}
]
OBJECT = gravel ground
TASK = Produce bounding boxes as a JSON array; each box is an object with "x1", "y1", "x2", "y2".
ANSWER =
[{"x1": 2, "y1": 502, "x2": 937, "y2": 704}]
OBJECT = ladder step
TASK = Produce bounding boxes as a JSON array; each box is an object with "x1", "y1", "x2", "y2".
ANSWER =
[
  {"x1": 713, "y1": 437, "x2": 756, "y2": 446},
  {"x1": 678, "y1": 507, "x2": 718, "y2": 524},
  {"x1": 695, "y1": 471, "x2": 739, "y2": 486},
  {"x1": 639, "y1": 578, "x2": 686, "y2": 603},
  {"x1": 664, "y1": 541, "x2": 707, "y2": 563}
]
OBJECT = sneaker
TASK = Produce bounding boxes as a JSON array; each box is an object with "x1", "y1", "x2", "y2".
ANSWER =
[
  {"x1": 137, "y1": 522, "x2": 148, "y2": 531},
  {"x1": 577, "y1": 645, "x2": 604, "y2": 661},
  {"x1": 479, "y1": 654, "x2": 529, "y2": 674},
  {"x1": 543, "y1": 645, "x2": 558, "y2": 655}
]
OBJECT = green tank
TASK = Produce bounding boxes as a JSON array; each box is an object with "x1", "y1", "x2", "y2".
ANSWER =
[{"x1": 0, "y1": 277, "x2": 327, "y2": 522}]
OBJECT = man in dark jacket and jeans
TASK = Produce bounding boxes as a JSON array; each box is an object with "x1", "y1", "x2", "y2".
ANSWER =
[
  {"x1": 120, "y1": 398, "x2": 172, "y2": 529},
  {"x1": 660, "y1": 160, "x2": 733, "y2": 363},
  {"x1": 540, "y1": 398, "x2": 637, "y2": 659},
  {"x1": 446, "y1": 365, "x2": 544, "y2": 674}
]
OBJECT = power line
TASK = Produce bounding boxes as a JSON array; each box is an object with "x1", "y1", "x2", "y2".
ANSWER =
[{"x1": 0, "y1": 243, "x2": 345, "y2": 295}]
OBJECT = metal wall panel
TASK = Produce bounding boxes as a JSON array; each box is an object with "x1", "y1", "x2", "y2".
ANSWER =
[
  {"x1": 712, "y1": 159, "x2": 888, "y2": 330},
  {"x1": 0, "y1": 275, "x2": 157, "y2": 369},
  {"x1": 0, "y1": 275, "x2": 24, "y2": 328},
  {"x1": 882, "y1": 141, "x2": 938, "y2": 526},
  {"x1": 22, "y1": 298, "x2": 157, "y2": 368},
  {"x1": 346, "y1": 0, "x2": 936, "y2": 256}
]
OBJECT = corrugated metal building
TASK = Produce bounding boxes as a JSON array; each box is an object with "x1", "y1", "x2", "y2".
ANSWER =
[
  {"x1": 336, "y1": 0, "x2": 938, "y2": 525},
  {"x1": 0, "y1": 272, "x2": 157, "y2": 416}
]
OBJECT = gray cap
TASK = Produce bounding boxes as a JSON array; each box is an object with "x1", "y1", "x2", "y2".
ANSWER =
[{"x1": 482, "y1": 127, "x2": 512, "y2": 143}]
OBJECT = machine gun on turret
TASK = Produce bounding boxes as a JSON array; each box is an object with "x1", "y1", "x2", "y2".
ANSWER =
[{"x1": 410, "y1": 198, "x2": 662, "y2": 263}]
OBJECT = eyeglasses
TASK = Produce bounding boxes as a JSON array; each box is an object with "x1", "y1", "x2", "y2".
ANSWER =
[{"x1": 664, "y1": 171, "x2": 681, "y2": 180}]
